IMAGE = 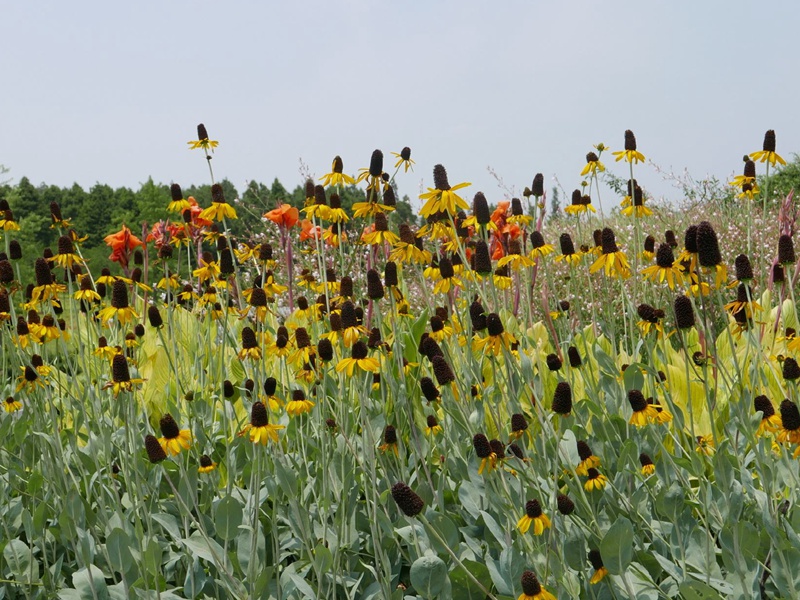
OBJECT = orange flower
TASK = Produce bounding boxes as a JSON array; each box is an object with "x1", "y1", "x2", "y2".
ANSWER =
[
  {"x1": 490, "y1": 201, "x2": 510, "y2": 227},
  {"x1": 492, "y1": 242, "x2": 505, "y2": 260},
  {"x1": 104, "y1": 225, "x2": 143, "y2": 268},
  {"x1": 265, "y1": 204, "x2": 300, "y2": 229},
  {"x1": 187, "y1": 197, "x2": 213, "y2": 228},
  {"x1": 299, "y1": 219, "x2": 322, "y2": 241}
]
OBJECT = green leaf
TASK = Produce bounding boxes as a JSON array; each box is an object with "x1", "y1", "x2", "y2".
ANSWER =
[
  {"x1": 71, "y1": 565, "x2": 109, "y2": 600},
  {"x1": 106, "y1": 528, "x2": 133, "y2": 575},
  {"x1": 622, "y1": 362, "x2": 645, "y2": 392},
  {"x1": 600, "y1": 516, "x2": 634, "y2": 575},
  {"x1": 677, "y1": 580, "x2": 724, "y2": 600},
  {"x1": 313, "y1": 543, "x2": 333, "y2": 573},
  {"x1": 410, "y1": 555, "x2": 447, "y2": 597},
  {"x1": 450, "y1": 560, "x2": 491, "y2": 600},
  {"x1": 427, "y1": 513, "x2": 459, "y2": 555},
  {"x1": 3, "y1": 539, "x2": 38, "y2": 583},
  {"x1": 214, "y1": 495, "x2": 243, "y2": 542}
]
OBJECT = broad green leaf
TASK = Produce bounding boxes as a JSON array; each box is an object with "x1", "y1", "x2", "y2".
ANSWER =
[
  {"x1": 71, "y1": 565, "x2": 109, "y2": 600},
  {"x1": 449, "y1": 559, "x2": 491, "y2": 600},
  {"x1": 600, "y1": 517, "x2": 634, "y2": 575},
  {"x1": 106, "y1": 528, "x2": 133, "y2": 575},
  {"x1": 410, "y1": 555, "x2": 447, "y2": 597},
  {"x1": 214, "y1": 495, "x2": 243, "y2": 541}
]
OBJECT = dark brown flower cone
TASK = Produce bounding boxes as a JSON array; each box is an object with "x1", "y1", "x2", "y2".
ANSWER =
[
  {"x1": 391, "y1": 482, "x2": 424, "y2": 517},
  {"x1": 145, "y1": 435, "x2": 167, "y2": 463}
]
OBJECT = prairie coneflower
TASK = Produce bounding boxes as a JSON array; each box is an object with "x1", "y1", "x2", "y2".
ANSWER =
[
  {"x1": 552, "y1": 382, "x2": 573, "y2": 416},
  {"x1": 749, "y1": 129, "x2": 786, "y2": 167},
  {"x1": 590, "y1": 228, "x2": 630, "y2": 278},
  {"x1": 145, "y1": 435, "x2": 168, "y2": 464},
  {"x1": 474, "y1": 433, "x2": 497, "y2": 474},
  {"x1": 419, "y1": 164, "x2": 471, "y2": 218},
  {"x1": 641, "y1": 243, "x2": 683, "y2": 289},
  {"x1": 555, "y1": 233, "x2": 582, "y2": 266},
  {"x1": 639, "y1": 453, "x2": 656, "y2": 476},
  {"x1": 695, "y1": 434, "x2": 715, "y2": 456},
  {"x1": 335, "y1": 341, "x2": 380, "y2": 376},
  {"x1": 198, "y1": 455, "x2": 217, "y2": 474},
  {"x1": 575, "y1": 440, "x2": 601, "y2": 475},
  {"x1": 584, "y1": 468, "x2": 608, "y2": 491},
  {"x1": 361, "y1": 213, "x2": 399, "y2": 245},
  {"x1": 286, "y1": 389, "x2": 315, "y2": 416},
  {"x1": 581, "y1": 151, "x2": 606, "y2": 176},
  {"x1": 755, "y1": 395, "x2": 781, "y2": 436},
  {"x1": 517, "y1": 499, "x2": 551, "y2": 535},
  {"x1": 239, "y1": 401, "x2": 284, "y2": 445},
  {"x1": 50, "y1": 235, "x2": 84, "y2": 269},
  {"x1": 730, "y1": 159, "x2": 759, "y2": 199},
  {"x1": 167, "y1": 183, "x2": 191, "y2": 213},
  {"x1": 424, "y1": 414, "x2": 442, "y2": 436},
  {"x1": 199, "y1": 184, "x2": 237, "y2": 222},
  {"x1": 379, "y1": 425, "x2": 399, "y2": 455},
  {"x1": 16, "y1": 365, "x2": 44, "y2": 393},
  {"x1": 724, "y1": 284, "x2": 761, "y2": 320},
  {"x1": 433, "y1": 256, "x2": 463, "y2": 294},
  {"x1": 391, "y1": 146, "x2": 415, "y2": 172},
  {"x1": 636, "y1": 303, "x2": 665, "y2": 337},
  {"x1": 557, "y1": 494, "x2": 575, "y2": 515},
  {"x1": 98, "y1": 280, "x2": 138, "y2": 326},
  {"x1": 104, "y1": 354, "x2": 144, "y2": 395},
  {"x1": 612, "y1": 129, "x2": 646, "y2": 164},
  {"x1": 510, "y1": 413, "x2": 528, "y2": 441},
  {"x1": 621, "y1": 183, "x2": 652, "y2": 217},
  {"x1": 320, "y1": 156, "x2": 356, "y2": 188},
  {"x1": 472, "y1": 313, "x2": 516, "y2": 356},
  {"x1": 158, "y1": 413, "x2": 192, "y2": 456},
  {"x1": 528, "y1": 231, "x2": 555, "y2": 260},
  {"x1": 390, "y1": 224, "x2": 430, "y2": 265},
  {"x1": 391, "y1": 482, "x2": 424, "y2": 517},
  {"x1": 695, "y1": 221, "x2": 726, "y2": 289},
  {"x1": 588, "y1": 550, "x2": 609, "y2": 584},
  {"x1": 238, "y1": 326, "x2": 262, "y2": 361},
  {"x1": 187, "y1": 123, "x2": 219, "y2": 152},
  {"x1": 462, "y1": 192, "x2": 497, "y2": 232},
  {"x1": 517, "y1": 571, "x2": 556, "y2": 600},
  {"x1": 31, "y1": 257, "x2": 66, "y2": 304},
  {"x1": 628, "y1": 390, "x2": 658, "y2": 426},
  {"x1": 3, "y1": 396, "x2": 22, "y2": 413}
]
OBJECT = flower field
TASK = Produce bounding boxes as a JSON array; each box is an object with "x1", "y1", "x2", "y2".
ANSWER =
[{"x1": 3, "y1": 126, "x2": 800, "y2": 599}]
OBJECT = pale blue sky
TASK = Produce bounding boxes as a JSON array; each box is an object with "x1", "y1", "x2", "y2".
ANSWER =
[{"x1": 2, "y1": 1, "x2": 798, "y2": 211}]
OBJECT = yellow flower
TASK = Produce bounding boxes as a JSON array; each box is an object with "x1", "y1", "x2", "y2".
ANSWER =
[
  {"x1": 391, "y1": 147, "x2": 415, "y2": 173},
  {"x1": 580, "y1": 151, "x2": 606, "y2": 176},
  {"x1": 187, "y1": 124, "x2": 218, "y2": 152},
  {"x1": 584, "y1": 468, "x2": 607, "y2": 491},
  {"x1": 588, "y1": 550, "x2": 609, "y2": 584},
  {"x1": 629, "y1": 389, "x2": 659, "y2": 427},
  {"x1": 695, "y1": 434, "x2": 715, "y2": 455},
  {"x1": 3, "y1": 396, "x2": 22, "y2": 413},
  {"x1": 198, "y1": 455, "x2": 217, "y2": 474},
  {"x1": 749, "y1": 130, "x2": 786, "y2": 166},
  {"x1": 239, "y1": 401, "x2": 284, "y2": 445},
  {"x1": 158, "y1": 414, "x2": 192, "y2": 456},
  {"x1": 516, "y1": 500, "x2": 551, "y2": 535},
  {"x1": 286, "y1": 390, "x2": 315, "y2": 416},
  {"x1": 419, "y1": 164, "x2": 470, "y2": 218},
  {"x1": 518, "y1": 571, "x2": 556, "y2": 600},
  {"x1": 336, "y1": 341, "x2": 381, "y2": 376},
  {"x1": 199, "y1": 201, "x2": 237, "y2": 222},
  {"x1": 320, "y1": 156, "x2": 356, "y2": 187}
]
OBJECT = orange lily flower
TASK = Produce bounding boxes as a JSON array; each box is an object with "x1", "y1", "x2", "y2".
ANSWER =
[
  {"x1": 265, "y1": 204, "x2": 300, "y2": 229},
  {"x1": 490, "y1": 201, "x2": 510, "y2": 227},
  {"x1": 104, "y1": 225, "x2": 143, "y2": 268},
  {"x1": 187, "y1": 197, "x2": 213, "y2": 228},
  {"x1": 299, "y1": 219, "x2": 322, "y2": 241}
]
